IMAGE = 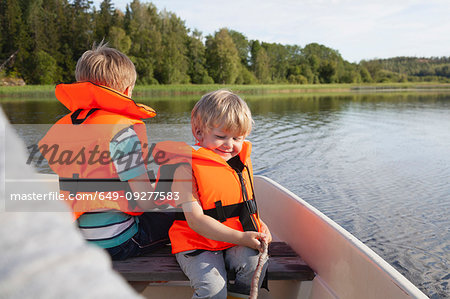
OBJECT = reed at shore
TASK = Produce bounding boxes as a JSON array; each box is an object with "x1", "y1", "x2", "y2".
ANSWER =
[{"x1": 1, "y1": 82, "x2": 450, "y2": 99}]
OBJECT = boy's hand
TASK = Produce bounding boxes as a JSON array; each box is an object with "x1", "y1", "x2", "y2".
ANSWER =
[
  {"x1": 240, "y1": 232, "x2": 267, "y2": 252},
  {"x1": 259, "y1": 220, "x2": 272, "y2": 244}
]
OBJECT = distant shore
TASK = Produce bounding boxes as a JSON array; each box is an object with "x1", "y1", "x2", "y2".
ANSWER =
[{"x1": 1, "y1": 83, "x2": 450, "y2": 99}]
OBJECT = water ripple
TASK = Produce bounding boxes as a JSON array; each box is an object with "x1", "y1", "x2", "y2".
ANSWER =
[{"x1": 251, "y1": 95, "x2": 450, "y2": 298}]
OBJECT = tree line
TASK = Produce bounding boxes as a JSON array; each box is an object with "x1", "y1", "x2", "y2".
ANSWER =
[{"x1": 1, "y1": 0, "x2": 449, "y2": 85}]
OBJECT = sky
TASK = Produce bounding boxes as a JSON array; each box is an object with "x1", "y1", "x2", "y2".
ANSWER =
[{"x1": 92, "y1": 0, "x2": 450, "y2": 63}]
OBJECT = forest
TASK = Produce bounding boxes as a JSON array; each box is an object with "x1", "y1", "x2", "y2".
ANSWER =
[{"x1": 1, "y1": 0, "x2": 450, "y2": 85}]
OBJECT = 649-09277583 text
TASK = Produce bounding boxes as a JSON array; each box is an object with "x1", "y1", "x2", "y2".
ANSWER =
[{"x1": 9, "y1": 191, "x2": 180, "y2": 201}]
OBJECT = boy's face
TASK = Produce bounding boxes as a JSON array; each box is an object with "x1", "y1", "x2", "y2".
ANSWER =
[{"x1": 197, "y1": 127, "x2": 245, "y2": 161}]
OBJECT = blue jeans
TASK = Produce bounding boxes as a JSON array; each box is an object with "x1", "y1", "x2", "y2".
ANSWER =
[
  {"x1": 176, "y1": 246, "x2": 269, "y2": 298},
  {"x1": 106, "y1": 212, "x2": 175, "y2": 260}
]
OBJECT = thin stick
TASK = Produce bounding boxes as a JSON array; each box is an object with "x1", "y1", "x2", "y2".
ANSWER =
[
  {"x1": 249, "y1": 240, "x2": 268, "y2": 299},
  {"x1": 0, "y1": 50, "x2": 18, "y2": 71}
]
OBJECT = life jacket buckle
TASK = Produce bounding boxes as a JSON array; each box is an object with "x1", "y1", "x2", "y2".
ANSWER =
[
  {"x1": 214, "y1": 201, "x2": 227, "y2": 222},
  {"x1": 61, "y1": 173, "x2": 79, "y2": 197},
  {"x1": 244, "y1": 199, "x2": 257, "y2": 215}
]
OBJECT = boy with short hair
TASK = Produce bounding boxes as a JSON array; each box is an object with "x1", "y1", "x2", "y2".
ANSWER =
[
  {"x1": 154, "y1": 90, "x2": 272, "y2": 298},
  {"x1": 39, "y1": 42, "x2": 173, "y2": 260}
]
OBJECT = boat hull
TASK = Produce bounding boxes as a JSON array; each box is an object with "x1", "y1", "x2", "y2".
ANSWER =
[
  {"x1": 31, "y1": 173, "x2": 426, "y2": 298},
  {"x1": 254, "y1": 175, "x2": 427, "y2": 298}
]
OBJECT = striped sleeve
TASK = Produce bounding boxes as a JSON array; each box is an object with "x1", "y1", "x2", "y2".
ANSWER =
[
  {"x1": 77, "y1": 211, "x2": 138, "y2": 248},
  {"x1": 110, "y1": 126, "x2": 147, "y2": 181}
]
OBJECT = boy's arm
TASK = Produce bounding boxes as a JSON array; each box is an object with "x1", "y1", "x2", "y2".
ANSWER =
[
  {"x1": 110, "y1": 126, "x2": 157, "y2": 210},
  {"x1": 173, "y1": 164, "x2": 267, "y2": 252},
  {"x1": 182, "y1": 200, "x2": 266, "y2": 251},
  {"x1": 127, "y1": 173, "x2": 157, "y2": 210}
]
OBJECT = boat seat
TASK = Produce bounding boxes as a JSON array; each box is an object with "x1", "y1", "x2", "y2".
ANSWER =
[{"x1": 112, "y1": 242, "x2": 315, "y2": 286}]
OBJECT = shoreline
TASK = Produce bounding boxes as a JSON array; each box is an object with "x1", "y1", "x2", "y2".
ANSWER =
[{"x1": 1, "y1": 83, "x2": 450, "y2": 99}]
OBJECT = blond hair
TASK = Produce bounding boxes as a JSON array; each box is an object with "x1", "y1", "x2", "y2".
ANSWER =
[
  {"x1": 75, "y1": 41, "x2": 136, "y2": 93},
  {"x1": 191, "y1": 89, "x2": 253, "y2": 138}
]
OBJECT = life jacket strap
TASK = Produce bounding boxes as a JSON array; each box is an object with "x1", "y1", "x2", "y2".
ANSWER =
[
  {"x1": 59, "y1": 176, "x2": 130, "y2": 195},
  {"x1": 59, "y1": 174, "x2": 144, "y2": 210},
  {"x1": 154, "y1": 163, "x2": 190, "y2": 193},
  {"x1": 174, "y1": 199, "x2": 257, "y2": 223},
  {"x1": 70, "y1": 108, "x2": 99, "y2": 125}
]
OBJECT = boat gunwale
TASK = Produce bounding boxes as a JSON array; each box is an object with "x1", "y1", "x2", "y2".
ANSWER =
[{"x1": 254, "y1": 175, "x2": 428, "y2": 298}]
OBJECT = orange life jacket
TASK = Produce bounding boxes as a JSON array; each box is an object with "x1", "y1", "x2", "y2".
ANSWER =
[
  {"x1": 153, "y1": 141, "x2": 262, "y2": 254},
  {"x1": 39, "y1": 82, "x2": 156, "y2": 219}
]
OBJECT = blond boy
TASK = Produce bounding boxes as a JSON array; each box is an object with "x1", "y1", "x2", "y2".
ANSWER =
[
  {"x1": 155, "y1": 90, "x2": 272, "y2": 298},
  {"x1": 39, "y1": 42, "x2": 174, "y2": 260}
]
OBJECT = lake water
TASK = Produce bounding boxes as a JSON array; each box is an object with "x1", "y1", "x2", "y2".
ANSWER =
[{"x1": 1, "y1": 90, "x2": 449, "y2": 298}]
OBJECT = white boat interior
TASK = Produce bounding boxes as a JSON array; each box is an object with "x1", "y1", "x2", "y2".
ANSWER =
[{"x1": 24, "y1": 173, "x2": 427, "y2": 298}]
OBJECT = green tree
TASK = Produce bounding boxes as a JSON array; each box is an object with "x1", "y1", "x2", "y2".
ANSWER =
[
  {"x1": 229, "y1": 30, "x2": 250, "y2": 67},
  {"x1": 302, "y1": 43, "x2": 346, "y2": 83},
  {"x1": 156, "y1": 10, "x2": 189, "y2": 84},
  {"x1": 94, "y1": 0, "x2": 115, "y2": 41},
  {"x1": 2, "y1": 0, "x2": 447, "y2": 85},
  {"x1": 68, "y1": 0, "x2": 94, "y2": 60},
  {"x1": 299, "y1": 64, "x2": 314, "y2": 83},
  {"x1": 436, "y1": 65, "x2": 450, "y2": 78},
  {"x1": 0, "y1": 0, "x2": 32, "y2": 79},
  {"x1": 287, "y1": 64, "x2": 311, "y2": 84},
  {"x1": 32, "y1": 50, "x2": 59, "y2": 84},
  {"x1": 130, "y1": 56, "x2": 155, "y2": 84},
  {"x1": 0, "y1": 0, "x2": 23, "y2": 56},
  {"x1": 318, "y1": 61, "x2": 336, "y2": 83},
  {"x1": 27, "y1": 0, "x2": 65, "y2": 67},
  {"x1": 187, "y1": 30, "x2": 213, "y2": 84},
  {"x1": 235, "y1": 64, "x2": 257, "y2": 84},
  {"x1": 361, "y1": 60, "x2": 382, "y2": 82},
  {"x1": 125, "y1": 0, "x2": 161, "y2": 84},
  {"x1": 250, "y1": 40, "x2": 262, "y2": 71},
  {"x1": 359, "y1": 65, "x2": 372, "y2": 82},
  {"x1": 59, "y1": 43, "x2": 76, "y2": 82},
  {"x1": 307, "y1": 54, "x2": 320, "y2": 73},
  {"x1": 205, "y1": 28, "x2": 241, "y2": 84},
  {"x1": 109, "y1": 26, "x2": 131, "y2": 53},
  {"x1": 254, "y1": 47, "x2": 270, "y2": 83},
  {"x1": 288, "y1": 74, "x2": 308, "y2": 84},
  {"x1": 264, "y1": 42, "x2": 292, "y2": 82}
]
